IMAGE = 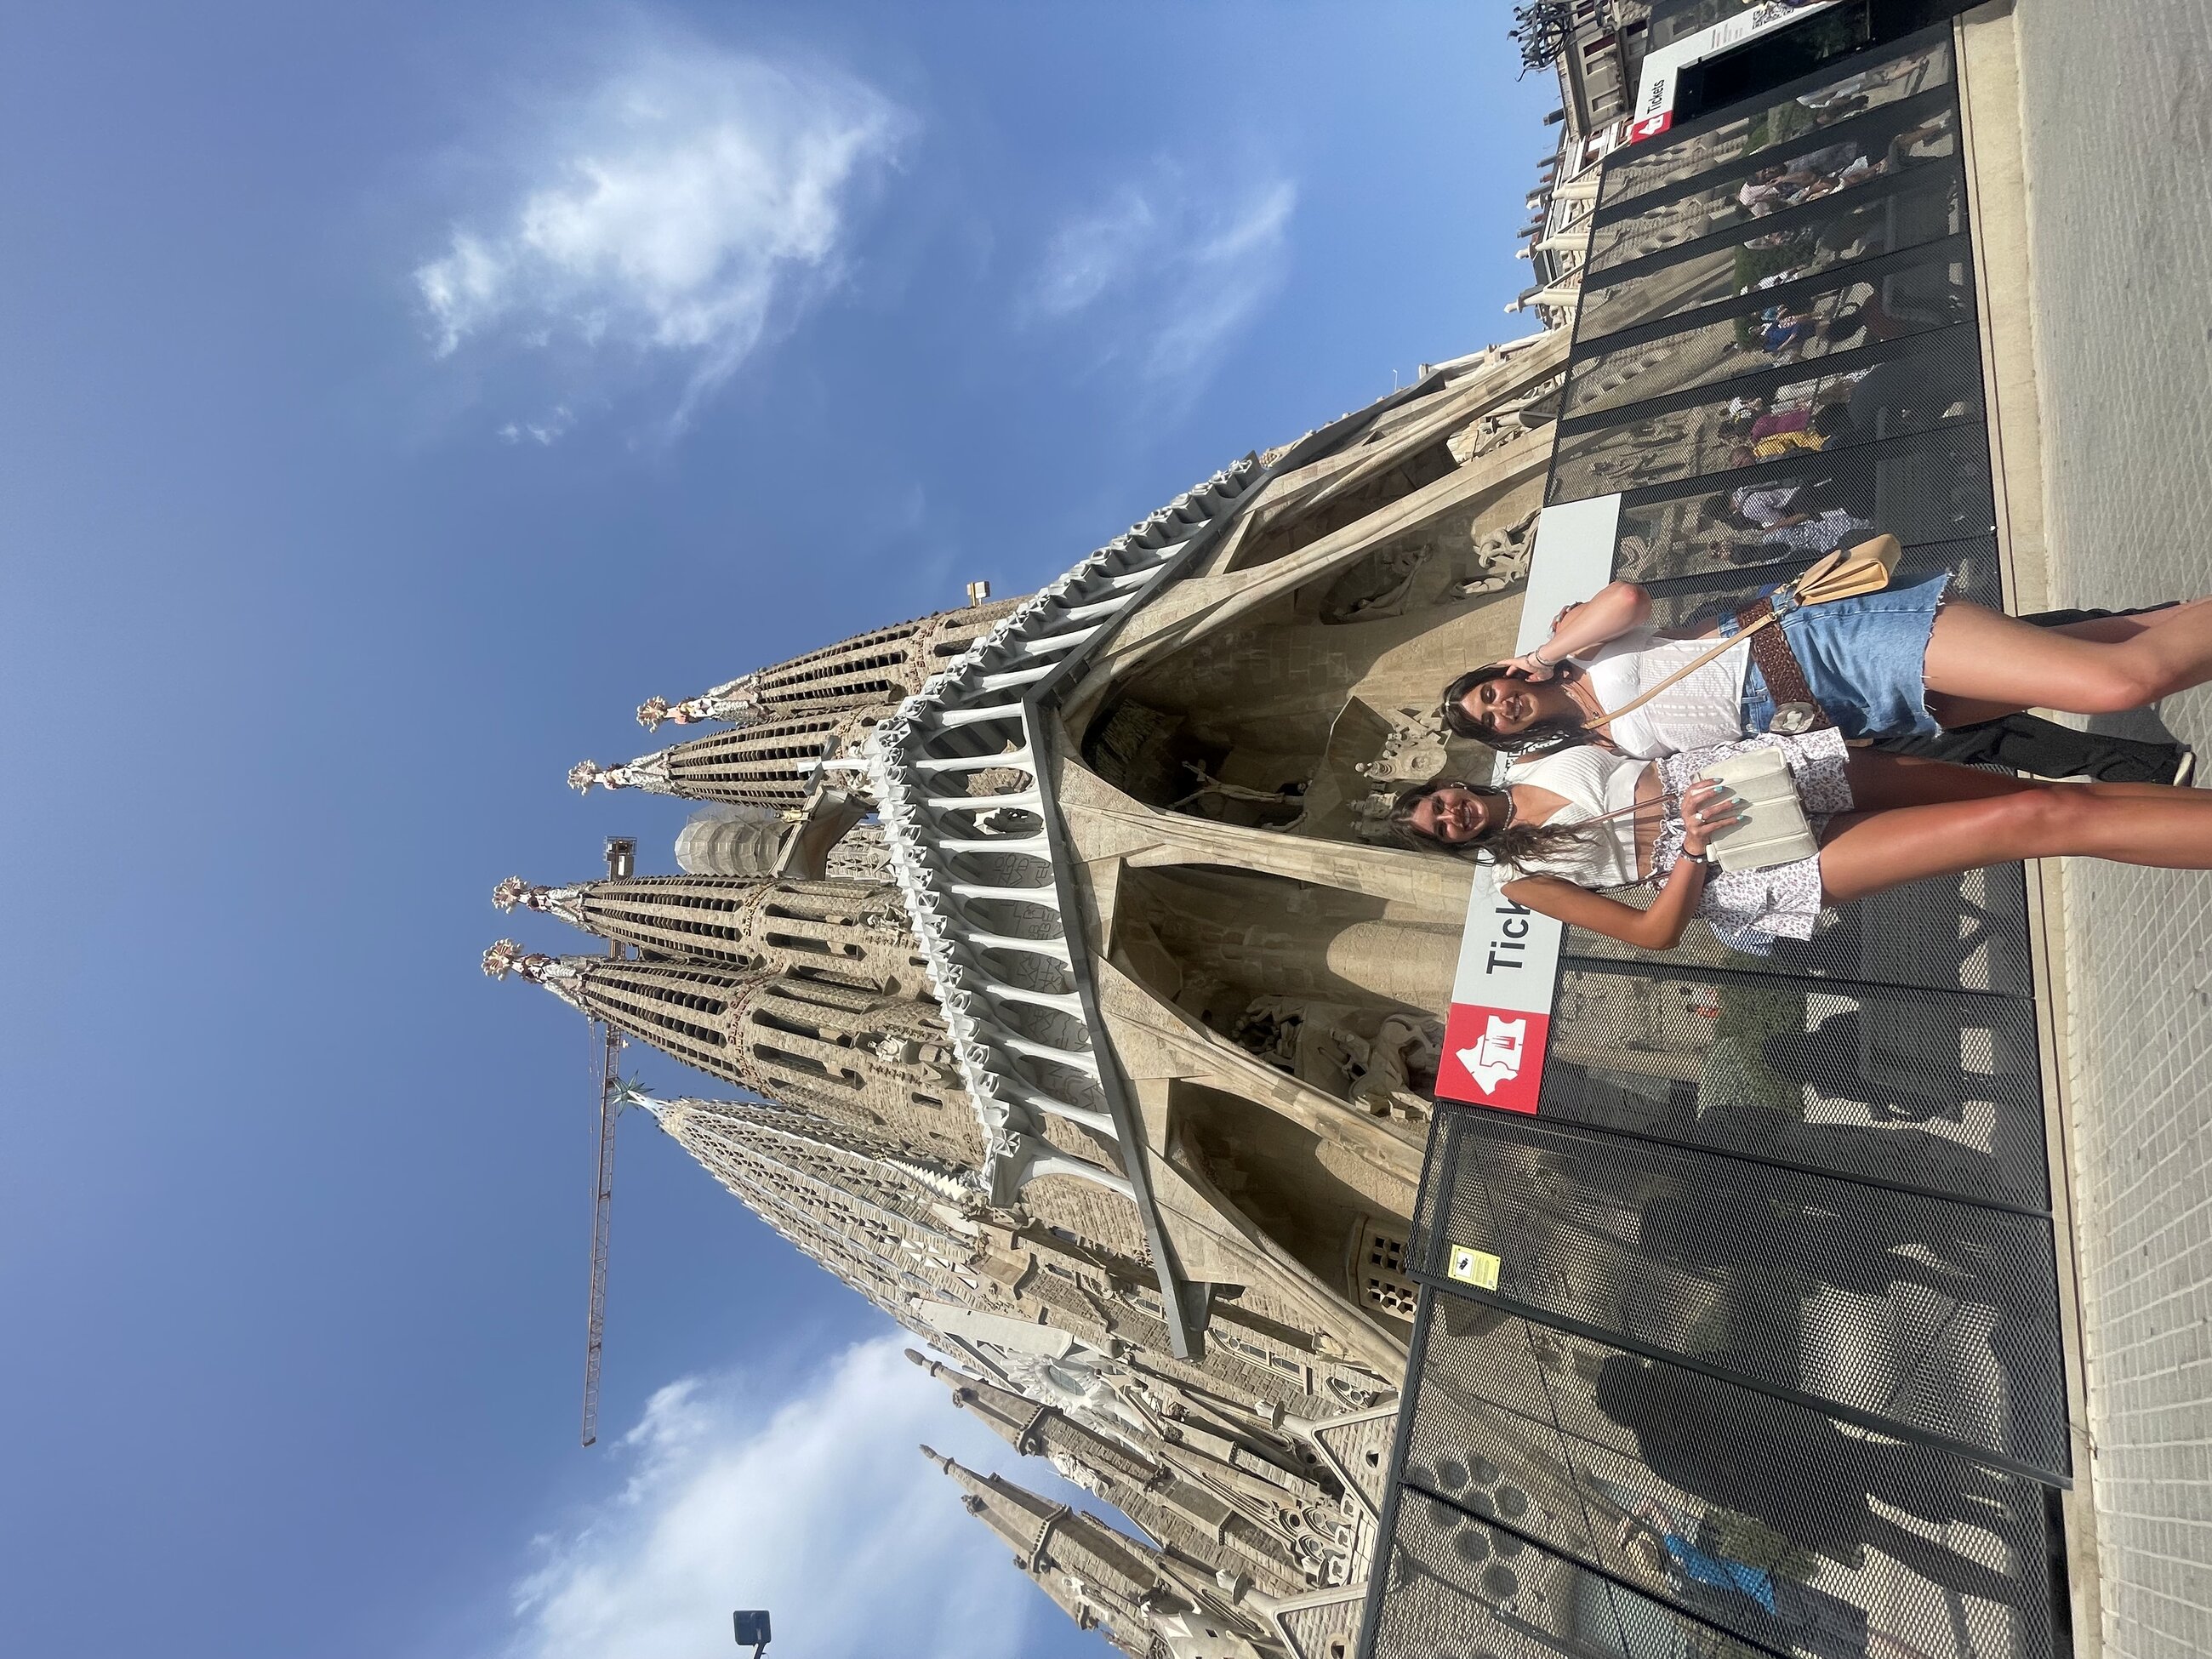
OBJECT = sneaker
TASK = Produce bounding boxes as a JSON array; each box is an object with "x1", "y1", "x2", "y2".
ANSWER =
[{"x1": 2175, "y1": 749, "x2": 2198, "y2": 788}]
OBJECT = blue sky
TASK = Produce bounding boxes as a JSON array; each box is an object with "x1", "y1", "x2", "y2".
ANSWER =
[{"x1": 0, "y1": 5, "x2": 1550, "y2": 1656}]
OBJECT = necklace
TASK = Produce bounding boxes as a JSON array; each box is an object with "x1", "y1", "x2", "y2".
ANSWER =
[{"x1": 1559, "y1": 668, "x2": 1603, "y2": 723}]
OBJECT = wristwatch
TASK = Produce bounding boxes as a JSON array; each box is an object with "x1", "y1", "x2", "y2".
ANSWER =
[{"x1": 1682, "y1": 847, "x2": 1712, "y2": 865}]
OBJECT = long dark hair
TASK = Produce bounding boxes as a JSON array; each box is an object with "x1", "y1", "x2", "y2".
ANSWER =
[
  {"x1": 1388, "y1": 778, "x2": 1595, "y2": 871},
  {"x1": 1440, "y1": 664, "x2": 1591, "y2": 757}
]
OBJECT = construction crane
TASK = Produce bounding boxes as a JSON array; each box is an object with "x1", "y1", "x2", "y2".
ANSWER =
[{"x1": 580, "y1": 835, "x2": 636, "y2": 1448}]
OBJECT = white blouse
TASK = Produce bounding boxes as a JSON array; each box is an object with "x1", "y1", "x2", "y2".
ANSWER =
[
  {"x1": 1507, "y1": 744, "x2": 1655, "y2": 889},
  {"x1": 1572, "y1": 629, "x2": 1752, "y2": 760}
]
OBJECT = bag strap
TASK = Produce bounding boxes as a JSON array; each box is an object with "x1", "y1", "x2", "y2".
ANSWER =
[
  {"x1": 1574, "y1": 539, "x2": 1896, "y2": 731},
  {"x1": 1580, "y1": 610, "x2": 1782, "y2": 733}
]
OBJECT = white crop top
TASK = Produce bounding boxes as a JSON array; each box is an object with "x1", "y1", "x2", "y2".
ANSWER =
[
  {"x1": 1573, "y1": 629, "x2": 1751, "y2": 760},
  {"x1": 1506, "y1": 744, "x2": 1655, "y2": 889}
]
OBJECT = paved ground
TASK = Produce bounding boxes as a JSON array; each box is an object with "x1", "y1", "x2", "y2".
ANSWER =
[{"x1": 2014, "y1": 5, "x2": 2212, "y2": 1656}]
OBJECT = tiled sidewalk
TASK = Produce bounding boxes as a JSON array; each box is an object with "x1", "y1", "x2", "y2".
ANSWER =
[{"x1": 2015, "y1": 3, "x2": 2212, "y2": 1655}]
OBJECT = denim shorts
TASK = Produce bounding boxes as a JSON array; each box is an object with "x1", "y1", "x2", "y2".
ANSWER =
[{"x1": 1737, "y1": 572, "x2": 1952, "y2": 740}]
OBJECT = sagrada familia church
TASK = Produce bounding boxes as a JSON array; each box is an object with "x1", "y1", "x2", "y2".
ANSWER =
[
  {"x1": 481, "y1": 326, "x2": 1569, "y2": 1657},
  {"x1": 476, "y1": 3, "x2": 1690, "y2": 1648}
]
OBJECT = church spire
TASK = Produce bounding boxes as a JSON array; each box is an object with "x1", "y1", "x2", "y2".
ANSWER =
[
  {"x1": 479, "y1": 940, "x2": 589, "y2": 1010},
  {"x1": 569, "y1": 707, "x2": 881, "y2": 811},
  {"x1": 613, "y1": 1086, "x2": 984, "y2": 1319},
  {"x1": 921, "y1": 1448, "x2": 1280, "y2": 1659},
  {"x1": 634, "y1": 596, "x2": 1027, "y2": 733},
  {"x1": 921, "y1": 1445, "x2": 1074, "y2": 1568},
  {"x1": 480, "y1": 945, "x2": 983, "y2": 1166},
  {"x1": 491, "y1": 872, "x2": 926, "y2": 995},
  {"x1": 490, "y1": 877, "x2": 587, "y2": 927},
  {"x1": 636, "y1": 676, "x2": 763, "y2": 733},
  {"x1": 907, "y1": 1350, "x2": 1313, "y2": 1594}
]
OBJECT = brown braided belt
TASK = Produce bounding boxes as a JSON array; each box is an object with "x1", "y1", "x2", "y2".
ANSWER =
[{"x1": 1733, "y1": 596, "x2": 1833, "y2": 735}]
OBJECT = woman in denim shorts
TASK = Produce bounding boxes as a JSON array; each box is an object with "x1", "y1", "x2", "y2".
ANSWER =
[{"x1": 1440, "y1": 570, "x2": 2212, "y2": 764}]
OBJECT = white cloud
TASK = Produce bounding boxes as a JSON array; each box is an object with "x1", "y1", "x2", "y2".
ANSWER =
[
  {"x1": 1023, "y1": 166, "x2": 1297, "y2": 392},
  {"x1": 415, "y1": 46, "x2": 907, "y2": 432},
  {"x1": 498, "y1": 404, "x2": 575, "y2": 446},
  {"x1": 498, "y1": 1337, "x2": 1065, "y2": 1659}
]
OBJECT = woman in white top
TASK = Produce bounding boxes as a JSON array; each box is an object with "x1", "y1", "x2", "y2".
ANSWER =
[
  {"x1": 1441, "y1": 573, "x2": 2212, "y2": 764},
  {"x1": 1392, "y1": 734, "x2": 2212, "y2": 954}
]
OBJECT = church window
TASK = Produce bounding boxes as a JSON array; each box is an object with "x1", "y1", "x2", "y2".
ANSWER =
[{"x1": 1354, "y1": 1219, "x2": 1418, "y2": 1319}]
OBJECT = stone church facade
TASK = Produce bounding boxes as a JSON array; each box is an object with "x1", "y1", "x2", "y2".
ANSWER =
[{"x1": 484, "y1": 331, "x2": 1572, "y2": 1658}]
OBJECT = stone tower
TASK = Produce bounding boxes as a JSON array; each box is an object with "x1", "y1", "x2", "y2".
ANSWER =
[
  {"x1": 483, "y1": 941, "x2": 984, "y2": 1169},
  {"x1": 635, "y1": 597, "x2": 1027, "y2": 732},
  {"x1": 493, "y1": 872, "x2": 928, "y2": 995},
  {"x1": 909, "y1": 1349, "x2": 1320, "y2": 1597},
  {"x1": 567, "y1": 707, "x2": 882, "y2": 811},
  {"x1": 923, "y1": 1446, "x2": 1280, "y2": 1659},
  {"x1": 673, "y1": 803, "x2": 785, "y2": 879},
  {"x1": 580, "y1": 596, "x2": 1032, "y2": 807},
  {"x1": 625, "y1": 1089, "x2": 987, "y2": 1317}
]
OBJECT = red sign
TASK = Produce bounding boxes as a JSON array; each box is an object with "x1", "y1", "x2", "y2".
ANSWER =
[{"x1": 1438, "y1": 1004, "x2": 1549, "y2": 1115}]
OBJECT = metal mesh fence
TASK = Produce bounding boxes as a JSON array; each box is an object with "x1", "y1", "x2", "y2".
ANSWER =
[
  {"x1": 1366, "y1": 1478, "x2": 1778, "y2": 1659},
  {"x1": 1533, "y1": 960, "x2": 2049, "y2": 1211},
  {"x1": 1558, "y1": 853, "x2": 2033, "y2": 997},
  {"x1": 1365, "y1": 31, "x2": 2072, "y2": 1659},
  {"x1": 1588, "y1": 96, "x2": 1961, "y2": 278},
  {"x1": 1554, "y1": 326, "x2": 1983, "y2": 511},
  {"x1": 1414, "y1": 1109, "x2": 2067, "y2": 1476},
  {"x1": 1599, "y1": 37, "x2": 1954, "y2": 214},
  {"x1": 1387, "y1": 1297, "x2": 2061, "y2": 1659}
]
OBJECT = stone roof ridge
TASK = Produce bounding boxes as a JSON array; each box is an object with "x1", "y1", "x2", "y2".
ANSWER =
[
  {"x1": 858, "y1": 454, "x2": 1263, "y2": 1223},
  {"x1": 617, "y1": 1083, "x2": 987, "y2": 1200},
  {"x1": 887, "y1": 454, "x2": 1262, "y2": 724}
]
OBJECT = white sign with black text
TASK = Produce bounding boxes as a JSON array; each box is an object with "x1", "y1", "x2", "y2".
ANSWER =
[
  {"x1": 1628, "y1": 0, "x2": 1847, "y2": 142},
  {"x1": 1434, "y1": 494, "x2": 1620, "y2": 1112}
]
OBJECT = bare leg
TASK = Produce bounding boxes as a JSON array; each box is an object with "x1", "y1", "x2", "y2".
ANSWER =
[
  {"x1": 1842, "y1": 750, "x2": 2205, "y2": 809},
  {"x1": 1921, "y1": 598, "x2": 2212, "y2": 724},
  {"x1": 1819, "y1": 754, "x2": 2212, "y2": 904}
]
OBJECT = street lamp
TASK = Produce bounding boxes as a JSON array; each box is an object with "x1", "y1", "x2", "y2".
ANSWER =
[{"x1": 733, "y1": 1610, "x2": 772, "y2": 1657}]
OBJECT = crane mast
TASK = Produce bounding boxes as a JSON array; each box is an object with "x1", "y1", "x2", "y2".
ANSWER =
[{"x1": 579, "y1": 835, "x2": 636, "y2": 1449}]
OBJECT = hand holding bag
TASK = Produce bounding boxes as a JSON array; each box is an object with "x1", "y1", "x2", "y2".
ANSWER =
[{"x1": 1693, "y1": 746, "x2": 1820, "y2": 872}]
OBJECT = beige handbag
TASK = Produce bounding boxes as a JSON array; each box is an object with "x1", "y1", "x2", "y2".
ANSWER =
[{"x1": 1694, "y1": 746, "x2": 1820, "y2": 872}]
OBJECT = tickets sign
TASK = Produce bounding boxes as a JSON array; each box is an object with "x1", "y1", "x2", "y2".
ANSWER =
[
  {"x1": 1433, "y1": 494, "x2": 1619, "y2": 1114},
  {"x1": 1436, "y1": 880, "x2": 1559, "y2": 1114},
  {"x1": 1629, "y1": 0, "x2": 1846, "y2": 142}
]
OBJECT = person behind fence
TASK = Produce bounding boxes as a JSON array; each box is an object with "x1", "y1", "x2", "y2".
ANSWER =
[
  {"x1": 1611, "y1": 1490, "x2": 1877, "y2": 1659},
  {"x1": 1586, "y1": 1354, "x2": 2026, "y2": 1610}
]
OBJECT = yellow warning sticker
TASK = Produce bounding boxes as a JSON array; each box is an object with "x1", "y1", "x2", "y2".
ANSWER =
[{"x1": 1446, "y1": 1246, "x2": 1501, "y2": 1290}]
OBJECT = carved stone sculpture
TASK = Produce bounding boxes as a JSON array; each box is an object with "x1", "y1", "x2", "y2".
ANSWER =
[{"x1": 637, "y1": 676, "x2": 766, "y2": 732}]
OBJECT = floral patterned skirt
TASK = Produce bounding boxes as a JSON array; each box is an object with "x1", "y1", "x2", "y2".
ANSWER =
[{"x1": 1654, "y1": 730, "x2": 1856, "y2": 955}]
